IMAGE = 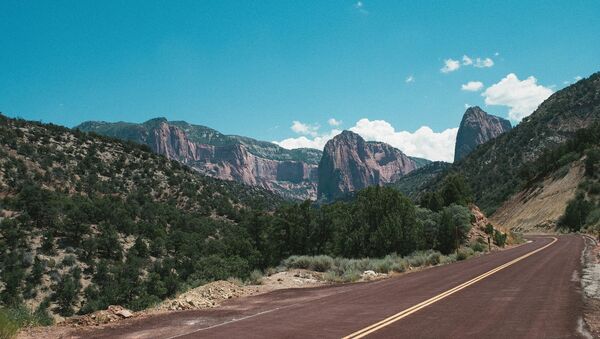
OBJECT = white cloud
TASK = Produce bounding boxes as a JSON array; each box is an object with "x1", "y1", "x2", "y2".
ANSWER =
[
  {"x1": 574, "y1": 75, "x2": 583, "y2": 81},
  {"x1": 349, "y1": 119, "x2": 458, "y2": 162},
  {"x1": 405, "y1": 75, "x2": 415, "y2": 83},
  {"x1": 482, "y1": 73, "x2": 553, "y2": 121},
  {"x1": 291, "y1": 121, "x2": 319, "y2": 137},
  {"x1": 473, "y1": 57, "x2": 494, "y2": 68},
  {"x1": 462, "y1": 55, "x2": 473, "y2": 66},
  {"x1": 328, "y1": 118, "x2": 342, "y2": 127},
  {"x1": 274, "y1": 129, "x2": 342, "y2": 150},
  {"x1": 461, "y1": 81, "x2": 484, "y2": 92},
  {"x1": 275, "y1": 118, "x2": 459, "y2": 162},
  {"x1": 441, "y1": 58, "x2": 460, "y2": 73},
  {"x1": 443, "y1": 54, "x2": 494, "y2": 73},
  {"x1": 494, "y1": 52, "x2": 500, "y2": 56}
]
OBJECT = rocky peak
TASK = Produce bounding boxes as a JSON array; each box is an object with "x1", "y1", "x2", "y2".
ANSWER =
[
  {"x1": 317, "y1": 131, "x2": 418, "y2": 200},
  {"x1": 76, "y1": 118, "x2": 320, "y2": 200},
  {"x1": 454, "y1": 106, "x2": 512, "y2": 162}
]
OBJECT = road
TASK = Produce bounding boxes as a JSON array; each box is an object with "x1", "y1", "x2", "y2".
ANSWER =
[{"x1": 77, "y1": 235, "x2": 588, "y2": 338}]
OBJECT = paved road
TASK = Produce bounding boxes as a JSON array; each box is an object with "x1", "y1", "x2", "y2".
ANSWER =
[{"x1": 78, "y1": 235, "x2": 588, "y2": 338}]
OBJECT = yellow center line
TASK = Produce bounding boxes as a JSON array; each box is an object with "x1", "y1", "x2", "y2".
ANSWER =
[{"x1": 342, "y1": 237, "x2": 558, "y2": 339}]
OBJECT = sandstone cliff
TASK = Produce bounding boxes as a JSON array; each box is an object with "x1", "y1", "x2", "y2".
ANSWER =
[
  {"x1": 317, "y1": 130, "x2": 418, "y2": 200},
  {"x1": 454, "y1": 106, "x2": 512, "y2": 162},
  {"x1": 77, "y1": 118, "x2": 319, "y2": 200}
]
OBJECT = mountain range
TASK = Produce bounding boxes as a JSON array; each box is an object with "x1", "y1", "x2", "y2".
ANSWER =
[
  {"x1": 2, "y1": 71, "x2": 599, "y2": 324},
  {"x1": 76, "y1": 104, "x2": 513, "y2": 202}
]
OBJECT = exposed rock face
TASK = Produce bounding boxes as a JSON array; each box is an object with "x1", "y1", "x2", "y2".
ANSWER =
[
  {"x1": 77, "y1": 118, "x2": 319, "y2": 200},
  {"x1": 318, "y1": 131, "x2": 418, "y2": 200},
  {"x1": 454, "y1": 106, "x2": 512, "y2": 162}
]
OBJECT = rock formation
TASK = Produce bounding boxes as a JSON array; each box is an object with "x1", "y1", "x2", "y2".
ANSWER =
[
  {"x1": 317, "y1": 130, "x2": 418, "y2": 200},
  {"x1": 454, "y1": 106, "x2": 512, "y2": 162}
]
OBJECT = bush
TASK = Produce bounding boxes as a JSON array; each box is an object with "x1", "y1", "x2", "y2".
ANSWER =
[
  {"x1": 456, "y1": 248, "x2": 474, "y2": 261},
  {"x1": 282, "y1": 255, "x2": 333, "y2": 272},
  {"x1": 323, "y1": 269, "x2": 361, "y2": 283},
  {"x1": 390, "y1": 259, "x2": 408, "y2": 273},
  {"x1": 470, "y1": 241, "x2": 485, "y2": 252},
  {"x1": 407, "y1": 253, "x2": 427, "y2": 267},
  {"x1": 248, "y1": 270, "x2": 263, "y2": 285},
  {"x1": 493, "y1": 230, "x2": 507, "y2": 247},
  {"x1": 427, "y1": 252, "x2": 441, "y2": 265},
  {"x1": 372, "y1": 257, "x2": 393, "y2": 273}
]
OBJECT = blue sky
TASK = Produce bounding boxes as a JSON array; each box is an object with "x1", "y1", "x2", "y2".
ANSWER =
[{"x1": 1, "y1": 1, "x2": 599, "y2": 161}]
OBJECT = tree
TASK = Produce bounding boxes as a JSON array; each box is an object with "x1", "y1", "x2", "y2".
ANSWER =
[
  {"x1": 419, "y1": 192, "x2": 444, "y2": 212},
  {"x1": 53, "y1": 269, "x2": 81, "y2": 316},
  {"x1": 585, "y1": 148, "x2": 600, "y2": 177},
  {"x1": 436, "y1": 205, "x2": 472, "y2": 255},
  {"x1": 440, "y1": 174, "x2": 472, "y2": 207},
  {"x1": 560, "y1": 193, "x2": 593, "y2": 232}
]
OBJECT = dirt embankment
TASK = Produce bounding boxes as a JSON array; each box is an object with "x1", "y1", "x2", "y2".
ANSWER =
[{"x1": 490, "y1": 161, "x2": 584, "y2": 233}]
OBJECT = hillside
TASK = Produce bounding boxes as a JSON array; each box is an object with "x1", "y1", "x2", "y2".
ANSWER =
[
  {"x1": 457, "y1": 72, "x2": 600, "y2": 214},
  {"x1": 404, "y1": 73, "x2": 600, "y2": 215},
  {"x1": 76, "y1": 118, "x2": 321, "y2": 200},
  {"x1": 491, "y1": 122, "x2": 600, "y2": 233},
  {"x1": 0, "y1": 114, "x2": 283, "y2": 320},
  {"x1": 0, "y1": 114, "x2": 507, "y2": 325},
  {"x1": 390, "y1": 161, "x2": 451, "y2": 199}
]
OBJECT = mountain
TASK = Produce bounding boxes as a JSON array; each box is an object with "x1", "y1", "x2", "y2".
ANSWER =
[
  {"x1": 0, "y1": 114, "x2": 283, "y2": 319},
  {"x1": 317, "y1": 130, "x2": 421, "y2": 200},
  {"x1": 76, "y1": 118, "x2": 321, "y2": 200},
  {"x1": 390, "y1": 161, "x2": 452, "y2": 199},
  {"x1": 414, "y1": 72, "x2": 600, "y2": 215},
  {"x1": 454, "y1": 106, "x2": 512, "y2": 162}
]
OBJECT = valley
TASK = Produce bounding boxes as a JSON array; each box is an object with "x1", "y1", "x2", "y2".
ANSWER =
[
  {"x1": 2, "y1": 3, "x2": 600, "y2": 336},
  {"x1": 2, "y1": 73, "x2": 600, "y2": 337}
]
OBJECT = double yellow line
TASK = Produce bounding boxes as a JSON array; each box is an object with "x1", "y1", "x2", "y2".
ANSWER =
[{"x1": 343, "y1": 237, "x2": 558, "y2": 339}]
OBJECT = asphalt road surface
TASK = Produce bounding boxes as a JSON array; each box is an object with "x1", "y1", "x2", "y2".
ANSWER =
[{"x1": 78, "y1": 235, "x2": 588, "y2": 338}]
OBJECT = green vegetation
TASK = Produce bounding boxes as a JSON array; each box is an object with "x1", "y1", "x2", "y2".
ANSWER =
[
  {"x1": 0, "y1": 114, "x2": 477, "y2": 326},
  {"x1": 511, "y1": 120, "x2": 600, "y2": 234},
  {"x1": 282, "y1": 244, "x2": 486, "y2": 283},
  {"x1": 556, "y1": 142, "x2": 600, "y2": 234},
  {"x1": 400, "y1": 73, "x2": 600, "y2": 215}
]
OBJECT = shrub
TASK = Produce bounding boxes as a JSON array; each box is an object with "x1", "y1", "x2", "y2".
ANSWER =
[
  {"x1": 390, "y1": 259, "x2": 408, "y2": 273},
  {"x1": 426, "y1": 252, "x2": 441, "y2": 265},
  {"x1": 248, "y1": 270, "x2": 263, "y2": 285},
  {"x1": 493, "y1": 230, "x2": 507, "y2": 247},
  {"x1": 407, "y1": 253, "x2": 427, "y2": 267},
  {"x1": 470, "y1": 241, "x2": 485, "y2": 252},
  {"x1": 456, "y1": 248, "x2": 474, "y2": 261},
  {"x1": 282, "y1": 255, "x2": 333, "y2": 272},
  {"x1": 323, "y1": 269, "x2": 361, "y2": 283}
]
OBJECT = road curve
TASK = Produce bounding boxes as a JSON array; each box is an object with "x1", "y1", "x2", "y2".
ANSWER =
[{"x1": 77, "y1": 235, "x2": 587, "y2": 338}]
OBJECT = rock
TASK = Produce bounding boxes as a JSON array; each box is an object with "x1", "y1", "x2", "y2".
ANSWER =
[
  {"x1": 115, "y1": 309, "x2": 133, "y2": 318},
  {"x1": 75, "y1": 119, "x2": 320, "y2": 200},
  {"x1": 454, "y1": 106, "x2": 512, "y2": 162},
  {"x1": 317, "y1": 131, "x2": 418, "y2": 200}
]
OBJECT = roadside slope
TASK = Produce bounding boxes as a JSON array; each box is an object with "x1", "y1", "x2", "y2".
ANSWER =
[{"x1": 490, "y1": 161, "x2": 585, "y2": 232}]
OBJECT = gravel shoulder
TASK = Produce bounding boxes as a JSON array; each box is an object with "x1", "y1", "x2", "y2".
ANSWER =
[{"x1": 582, "y1": 235, "x2": 600, "y2": 337}]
